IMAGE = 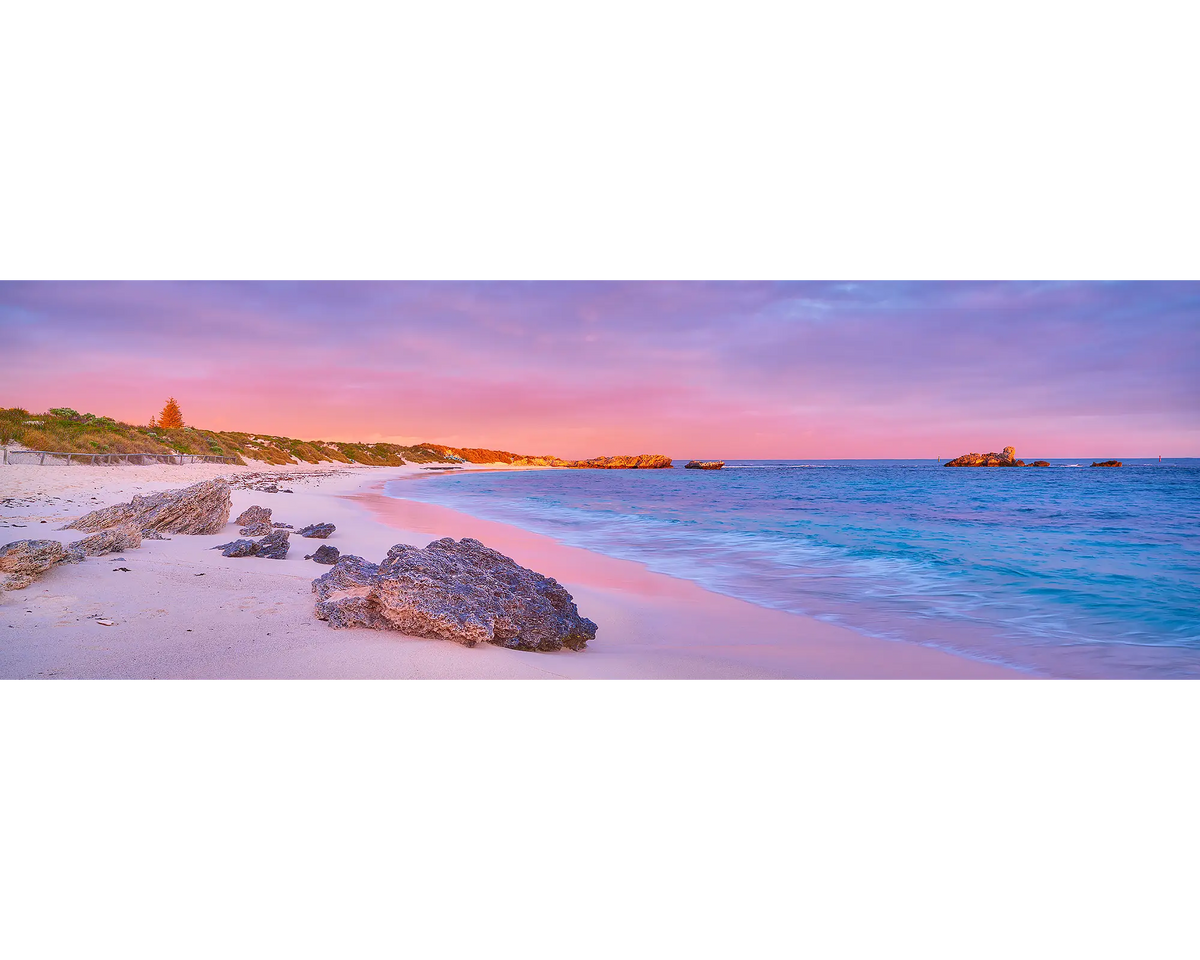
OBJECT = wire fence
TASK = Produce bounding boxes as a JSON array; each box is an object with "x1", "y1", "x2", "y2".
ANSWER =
[{"x1": 2, "y1": 449, "x2": 238, "y2": 466}]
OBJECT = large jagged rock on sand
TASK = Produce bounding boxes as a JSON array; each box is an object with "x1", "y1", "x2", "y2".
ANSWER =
[
  {"x1": 66, "y1": 523, "x2": 143, "y2": 561},
  {"x1": 213, "y1": 529, "x2": 290, "y2": 559},
  {"x1": 305, "y1": 544, "x2": 340, "y2": 564},
  {"x1": 1, "y1": 539, "x2": 68, "y2": 590},
  {"x1": 312, "y1": 537, "x2": 598, "y2": 652},
  {"x1": 945, "y1": 446, "x2": 1022, "y2": 467},
  {"x1": 297, "y1": 522, "x2": 335, "y2": 539},
  {"x1": 685, "y1": 460, "x2": 725, "y2": 470},
  {"x1": 66, "y1": 479, "x2": 231, "y2": 535},
  {"x1": 235, "y1": 505, "x2": 273, "y2": 536}
]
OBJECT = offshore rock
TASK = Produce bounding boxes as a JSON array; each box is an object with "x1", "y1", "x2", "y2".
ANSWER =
[
  {"x1": 297, "y1": 522, "x2": 335, "y2": 539},
  {"x1": 67, "y1": 523, "x2": 143, "y2": 561},
  {"x1": 312, "y1": 537, "x2": 597, "y2": 651},
  {"x1": 1090, "y1": 460, "x2": 1122, "y2": 467},
  {"x1": 305, "y1": 544, "x2": 340, "y2": 564},
  {"x1": 944, "y1": 446, "x2": 1020, "y2": 467},
  {"x1": 214, "y1": 529, "x2": 290, "y2": 559},
  {"x1": 1, "y1": 539, "x2": 67, "y2": 590},
  {"x1": 235, "y1": 505, "x2": 273, "y2": 536},
  {"x1": 685, "y1": 460, "x2": 725, "y2": 470},
  {"x1": 66, "y1": 479, "x2": 231, "y2": 535},
  {"x1": 1031, "y1": 461, "x2": 1051, "y2": 467}
]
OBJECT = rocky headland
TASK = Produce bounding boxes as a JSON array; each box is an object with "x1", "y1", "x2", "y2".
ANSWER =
[{"x1": 512, "y1": 454, "x2": 672, "y2": 469}]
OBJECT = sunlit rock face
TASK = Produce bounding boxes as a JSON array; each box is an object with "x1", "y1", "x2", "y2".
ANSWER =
[
  {"x1": 66, "y1": 480, "x2": 232, "y2": 535},
  {"x1": 313, "y1": 537, "x2": 597, "y2": 652},
  {"x1": 945, "y1": 446, "x2": 1021, "y2": 467}
]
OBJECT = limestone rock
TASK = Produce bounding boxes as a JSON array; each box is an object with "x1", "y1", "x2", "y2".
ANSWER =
[
  {"x1": 297, "y1": 522, "x2": 335, "y2": 539},
  {"x1": 1031, "y1": 461, "x2": 1051, "y2": 467},
  {"x1": 1, "y1": 539, "x2": 67, "y2": 590},
  {"x1": 66, "y1": 480, "x2": 231, "y2": 535},
  {"x1": 305, "y1": 544, "x2": 340, "y2": 564},
  {"x1": 312, "y1": 537, "x2": 597, "y2": 651},
  {"x1": 685, "y1": 460, "x2": 725, "y2": 470},
  {"x1": 214, "y1": 538, "x2": 258, "y2": 557},
  {"x1": 944, "y1": 447, "x2": 1020, "y2": 467},
  {"x1": 255, "y1": 530, "x2": 290, "y2": 559},
  {"x1": 67, "y1": 523, "x2": 143, "y2": 560},
  {"x1": 213, "y1": 529, "x2": 290, "y2": 559},
  {"x1": 1090, "y1": 460, "x2": 1122, "y2": 467},
  {"x1": 235, "y1": 505, "x2": 273, "y2": 536}
]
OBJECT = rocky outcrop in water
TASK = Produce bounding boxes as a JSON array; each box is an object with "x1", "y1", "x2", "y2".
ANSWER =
[
  {"x1": 1031, "y1": 461, "x2": 1051, "y2": 467},
  {"x1": 1, "y1": 539, "x2": 68, "y2": 590},
  {"x1": 66, "y1": 479, "x2": 231, "y2": 535},
  {"x1": 214, "y1": 529, "x2": 290, "y2": 559},
  {"x1": 297, "y1": 522, "x2": 335, "y2": 539},
  {"x1": 685, "y1": 460, "x2": 725, "y2": 470},
  {"x1": 67, "y1": 523, "x2": 143, "y2": 560},
  {"x1": 305, "y1": 544, "x2": 340, "y2": 564},
  {"x1": 312, "y1": 537, "x2": 597, "y2": 651},
  {"x1": 513, "y1": 454, "x2": 672, "y2": 469},
  {"x1": 1090, "y1": 460, "x2": 1122, "y2": 467},
  {"x1": 945, "y1": 446, "x2": 1023, "y2": 467},
  {"x1": 235, "y1": 505, "x2": 273, "y2": 536}
]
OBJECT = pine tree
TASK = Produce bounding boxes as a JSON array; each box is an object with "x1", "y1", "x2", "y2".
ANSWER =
[{"x1": 157, "y1": 398, "x2": 184, "y2": 430}]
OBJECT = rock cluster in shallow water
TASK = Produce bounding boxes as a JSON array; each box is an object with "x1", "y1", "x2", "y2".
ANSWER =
[
  {"x1": 66, "y1": 480, "x2": 232, "y2": 535},
  {"x1": 312, "y1": 537, "x2": 597, "y2": 651}
]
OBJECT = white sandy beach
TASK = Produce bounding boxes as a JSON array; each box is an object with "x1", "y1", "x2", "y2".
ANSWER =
[{"x1": 0, "y1": 459, "x2": 1019, "y2": 678}]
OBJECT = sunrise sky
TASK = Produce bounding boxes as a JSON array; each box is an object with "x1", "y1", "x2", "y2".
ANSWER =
[{"x1": 2, "y1": 281, "x2": 1196, "y2": 459}]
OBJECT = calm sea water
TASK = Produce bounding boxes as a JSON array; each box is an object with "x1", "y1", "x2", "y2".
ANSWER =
[{"x1": 385, "y1": 460, "x2": 1200, "y2": 678}]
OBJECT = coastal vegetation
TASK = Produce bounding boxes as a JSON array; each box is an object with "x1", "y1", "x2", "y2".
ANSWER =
[{"x1": 0, "y1": 405, "x2": 475, "y2": 467}]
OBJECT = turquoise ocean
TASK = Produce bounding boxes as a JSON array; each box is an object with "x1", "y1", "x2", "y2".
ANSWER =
[{"x1": 385, "y1": 460, "x2": 1200, "y2": 678}]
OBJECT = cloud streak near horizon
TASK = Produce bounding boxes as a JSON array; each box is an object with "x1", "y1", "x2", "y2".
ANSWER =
[{"x1": 2, "y1": 281, "x2": 1197, "y2": 457}]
